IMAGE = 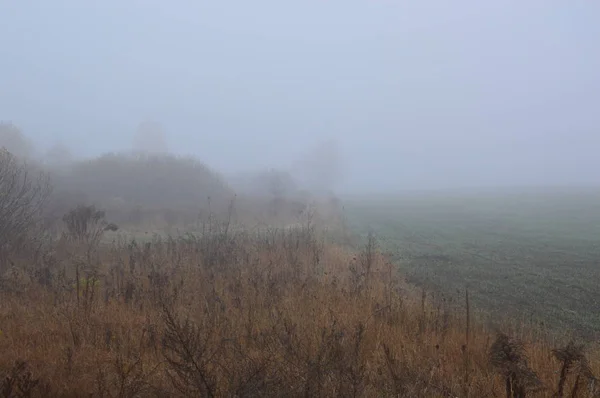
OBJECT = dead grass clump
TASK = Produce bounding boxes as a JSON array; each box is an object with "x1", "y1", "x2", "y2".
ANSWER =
[
  {"x1": 489, "y1": 333, "x2": 542, "y2": 397},
  {"x1": 552, "y1": 342, "x2": 597, "y2": 398}
]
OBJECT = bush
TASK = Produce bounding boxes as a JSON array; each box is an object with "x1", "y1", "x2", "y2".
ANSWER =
[{"x1": 54, "y1": 152, "x2": 233, "y2": 211}]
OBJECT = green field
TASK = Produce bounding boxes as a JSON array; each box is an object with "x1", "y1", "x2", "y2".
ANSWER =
[{"x1": 344, "y1": 188, "x2": 600, "y2": 338}]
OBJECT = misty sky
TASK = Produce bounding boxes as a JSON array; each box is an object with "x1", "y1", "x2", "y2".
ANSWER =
[{"x1": 1, "y1": 1, "x2": 599, "y2": 192}]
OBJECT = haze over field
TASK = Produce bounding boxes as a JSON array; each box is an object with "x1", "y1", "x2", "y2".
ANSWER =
[
  {"x1": 1, "y1": 1, "x2": 600, "y2": 193},
  {"x1": 5, "y1": 3, "x2": 600, "y2": 396}
]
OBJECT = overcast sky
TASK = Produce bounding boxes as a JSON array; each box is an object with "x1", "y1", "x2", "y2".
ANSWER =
[{"x1": 1, "y1": 1, "x2": 599, "y2": 192}]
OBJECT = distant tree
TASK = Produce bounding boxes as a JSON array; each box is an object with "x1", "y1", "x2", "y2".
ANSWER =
[
  {"x1": 64, "y1": 152, "x2": 232, "y2": 210},
  {"x1": 292, "y1": 139, "x2": 343, "y2": 195},
  {"x1": 132, "y1": 120, "x2": 169, "y2": 154},
  {"x1": 0, "y1": 122, "x2": 34, "y2": 159},
  {"x1": 261, "y1": 169, "x2": 297, "y2": 199},
  {"x1": 253, "y1": 169, "x2": 297, "y2": 217},
  {"x1": 44, "y1": 142, "x2": 73, "y2": 170}
]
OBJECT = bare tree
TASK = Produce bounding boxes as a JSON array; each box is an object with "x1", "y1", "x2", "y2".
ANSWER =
[
  {"x1": 0, "y1": 122, "x2": 34, "y2": 160},
  {"x1": 0, "y1": 148, "x2": 52, "y2": 267},
  {"x1": 292, "y1": 139, "x2": 343, "y2": 196},
  {"x1": 133, "y1": 120, "x2": 169, "y2": 154}
]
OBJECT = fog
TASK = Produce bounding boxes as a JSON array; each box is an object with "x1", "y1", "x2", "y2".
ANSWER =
[{"x1": 1, "y1": 1, "x2": 599, "y2": 194}]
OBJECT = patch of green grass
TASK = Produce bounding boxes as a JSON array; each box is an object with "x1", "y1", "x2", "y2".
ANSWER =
[{"x1": 344, "y1": 189, "x2": 600, "y2": 338}]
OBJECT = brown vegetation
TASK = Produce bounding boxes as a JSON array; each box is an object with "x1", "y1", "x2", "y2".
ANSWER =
[{"x1": 1, "y1": 212, "x2": 600, "y2": 397}]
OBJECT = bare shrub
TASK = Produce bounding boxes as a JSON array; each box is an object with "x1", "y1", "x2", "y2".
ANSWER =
[
  {"x1": 62, "y1": 205, "x2": 108, "y2": 245},
  {"x1": 161, "y1": 306, "x2": 222, "y2": 397},
  {"x1": 62, "y1": 205, "x2": 116, "y2": 269}
]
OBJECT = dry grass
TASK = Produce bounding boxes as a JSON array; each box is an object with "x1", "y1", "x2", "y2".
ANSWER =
[{"x1": 1, "y1": 222, "x2": 599, "y2": 397}]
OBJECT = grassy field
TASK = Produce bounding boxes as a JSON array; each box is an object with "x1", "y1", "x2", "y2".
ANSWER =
[{"x1": 344, "y1": 188, "x2": 600, "y2": 338}]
